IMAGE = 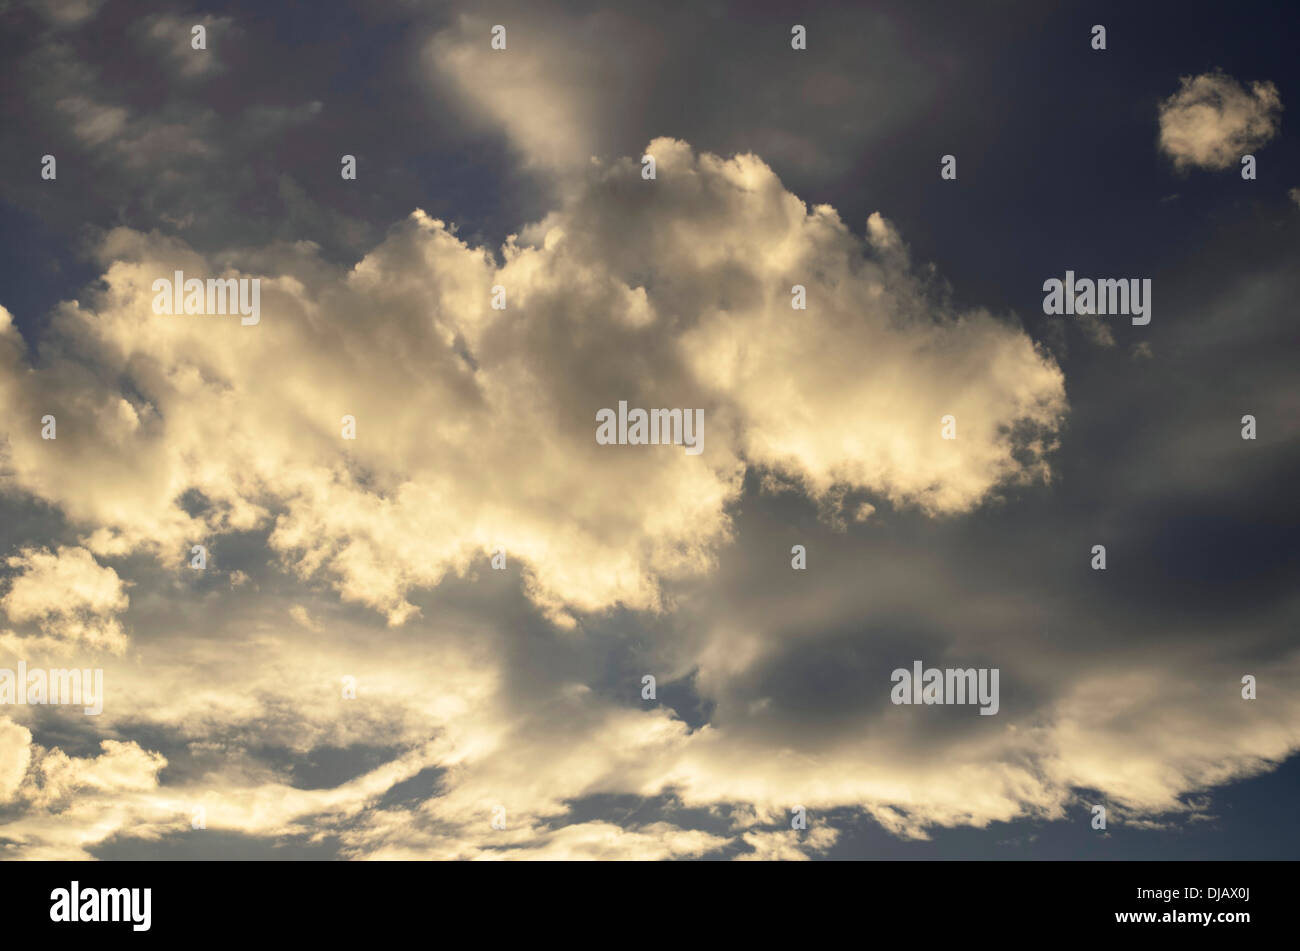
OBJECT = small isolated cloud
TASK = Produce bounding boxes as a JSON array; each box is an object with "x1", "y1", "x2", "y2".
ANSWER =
[
  {"x1": 1289, "y1": 187, "x2": 1300, "y2": 209},
  {"x1": 1158, "y1": 71, "x2": 1282, "y2": 171},
  {"x1": 0, "y1": 546, "x2": 129, "y2": 654}
]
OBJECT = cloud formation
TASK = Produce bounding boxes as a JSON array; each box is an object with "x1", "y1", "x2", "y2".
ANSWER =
[
  {"x1": 1158, "y1": 71, "x2": 1283, "y2": 170},
  {"x1": 0, "y1": 140, "x2": 1066, "y2": 628},
  {"x1": 2, "y1": 3, "x2": 1297, "y2": 862},
  {"x1": 0, "y1": 545, "x2": 129, "y2": 654}
]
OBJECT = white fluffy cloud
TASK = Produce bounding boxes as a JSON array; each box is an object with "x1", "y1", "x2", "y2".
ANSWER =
[
  {"x1": 6, "y1": 137, "x2": 1289, "y2": 863},
  {"x1": 0, "y1": 140, "x2": 1065, "y2": 627},
  {"x1": 0, "y1": 545, "x2": 129, "y2": 654},
  {"x1": 1158, "y1": 71, "x2": 1283, "y2": 171}
]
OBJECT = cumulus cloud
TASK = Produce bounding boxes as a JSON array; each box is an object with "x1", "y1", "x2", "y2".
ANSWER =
[
  {"x1": 0, "y1": 718, "x2": 169, "y2": 859},
  {"x1": 23, "y1": 738, "x2": 167, "y2": 808},
  {"x1": 1, "y1": 133, "x2": 1289, "y2": 863},
  {"x1": 0, "y1": 140, "x2": 1065, "y2": 628},
  {"x1": 0, "y1": 545, "x2": 129, "y2": 653},
  {"x1": 1158, "y1": 71, "x2": 1283, "y2": 171},
  {"x1": 1, "y1": 1, "x2": 1297, "y2": 867}
]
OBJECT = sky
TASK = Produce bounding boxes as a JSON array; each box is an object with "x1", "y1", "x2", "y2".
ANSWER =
[{"x1": 0, "y1": 0, "x2": 1297, "y2": 860}]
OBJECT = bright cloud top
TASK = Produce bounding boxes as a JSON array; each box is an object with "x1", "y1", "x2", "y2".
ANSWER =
[{"x1": 0, "y1": 140, "x2": 1066, "y2": 627}]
